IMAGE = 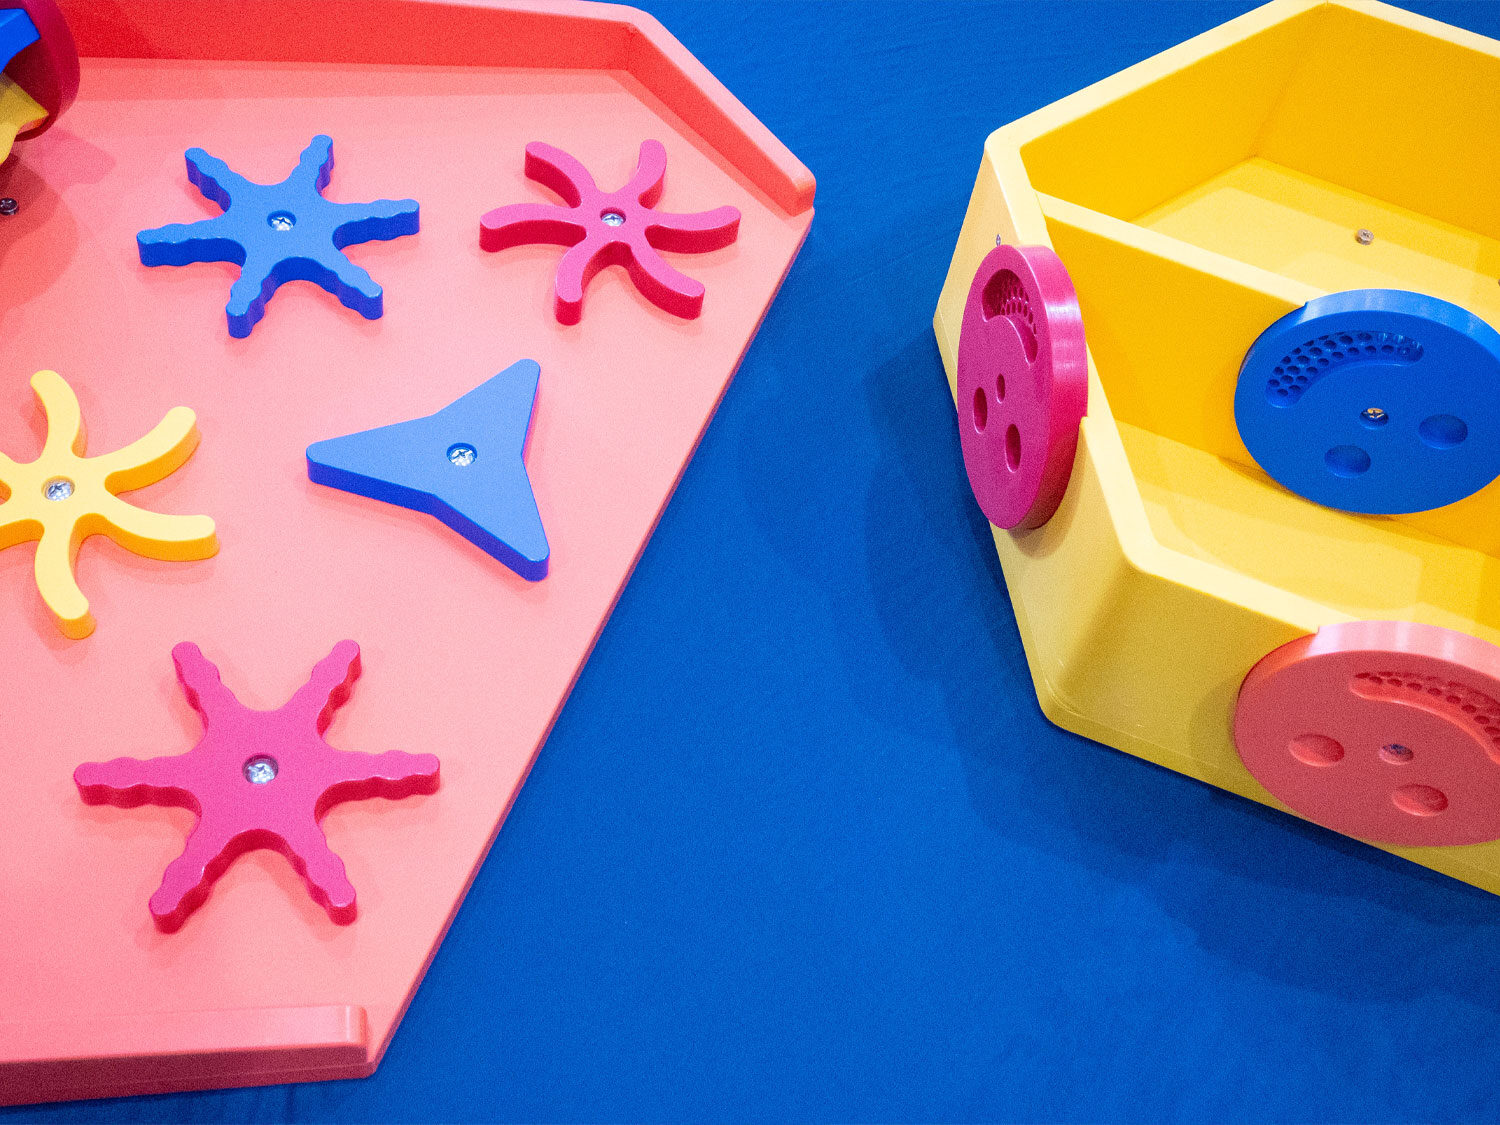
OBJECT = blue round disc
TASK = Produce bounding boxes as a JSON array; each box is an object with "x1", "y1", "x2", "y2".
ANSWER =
[{"x1": 1235, "y1": 290, "x2": 1500, "y2": 514}]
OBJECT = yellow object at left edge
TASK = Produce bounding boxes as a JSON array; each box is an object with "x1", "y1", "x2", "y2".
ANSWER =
[
  {"x1": 0, "y1": 73, "x2": 44, "y2": 163},
  {"x1": 0, "y1": 371, "x2": 219, "y2": 638}
]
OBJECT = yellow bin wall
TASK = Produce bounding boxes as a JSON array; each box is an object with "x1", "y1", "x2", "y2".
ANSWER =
[{"x1": 933, "y1": 0, "x2": 1500, "y2": 895}]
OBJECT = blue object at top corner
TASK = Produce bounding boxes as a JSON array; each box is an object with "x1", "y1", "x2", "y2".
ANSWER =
[{"x1": 0, "y1": 9, "x2": 38, "y2": 75}]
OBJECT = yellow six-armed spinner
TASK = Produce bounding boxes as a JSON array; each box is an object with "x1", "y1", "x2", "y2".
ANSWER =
[{"x1": 0, "y1": 371, "x2": 217, "y2": 638}]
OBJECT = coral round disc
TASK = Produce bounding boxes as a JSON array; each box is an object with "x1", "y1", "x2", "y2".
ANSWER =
[
  {"x1": 955, "y1": 244, "x2": 1087, "y2": 530},
  {"x1": 1234, "y1": 620, "x2": 1500, "y2": 846}
]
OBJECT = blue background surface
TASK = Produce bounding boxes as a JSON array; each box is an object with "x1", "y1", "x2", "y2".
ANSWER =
[{"x1": 15, "y1": 2, "x2": 1500, "y2": 1120}]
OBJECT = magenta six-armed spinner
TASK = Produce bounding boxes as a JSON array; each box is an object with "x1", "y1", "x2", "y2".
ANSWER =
[{"x1": 481, "y1": 140, "x2": 741, "y2": 324}]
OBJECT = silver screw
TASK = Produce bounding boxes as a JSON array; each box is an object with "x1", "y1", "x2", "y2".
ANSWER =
[
  {"x1": 601, "y1": 211, "x2": 626, "y2": 228},
  {"x1": 244, "y1": 757, "x2": 278, "y2": 784},
  {"x1": 448, "y1": 443, "x2": 477, "y2": 467},
  {"x1": 1356, "y1": 228, "x2": 1374, "y2": 245},
  {"x1": 995, "y1": 233, "x2": 1003, "y2": 246},
  {"x1": 268, "y1": 212, "x2": 296, "y2": 231},
  {"x1": 43, "y1": 478, "x2": 73, "y2": 501},
  {"x1": 0, "y1": 198, "x2": 17, "y2": 216}
]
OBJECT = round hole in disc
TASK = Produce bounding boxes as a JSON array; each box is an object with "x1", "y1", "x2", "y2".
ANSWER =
[
  {"x1": 1004, "y1": 424, "x2": 1021, "y2": 472},
  {"x1": 1419, "y1": 414, "x2": 1467, "y2": 449},
  {"x1": 1393, "y1": 784, "x2": 1447, "y2": 816},
  {"x1": 972, "y1": 386, "x2": 987, "y2": 433},
  {"x1": 1380, "y1": 743, "x2": 1414, "y2": 763},
  {"x1": 1325, "y1": 445, "x2": 1371, "y2": 477},
  {"x1": 995, "y1": 372, "x2": 1006, "y2": 402},
  {"x1": 1289, "y1": 733, "x2": 1344, "y2": 766}
]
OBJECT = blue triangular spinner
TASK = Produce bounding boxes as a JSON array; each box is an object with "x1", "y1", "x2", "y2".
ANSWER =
[{"x1": 306, "y1": 359, "x2": 549, "y2": 580}]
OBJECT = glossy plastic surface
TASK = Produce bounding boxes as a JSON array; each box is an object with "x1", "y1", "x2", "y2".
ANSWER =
[
  {"x1": 955, "y1": 244, "x2": 1086, "y2": 530},
  {"x1": 0, "y1": 370, "x2": 216, "y2": 638},
  {"x1": 0, "y1": 0, "x2": 813, "y2": 1105},
  {"x1": 137, "y1": 135, "x2": 421, "y2": 337},
  {"x1": 0, "y1": 10, "x2": 38, "y2": 74},
  {"x1": 1236, "y1": 290, "x2": 1500, "y2": 514},
  {"x1": 307, "y1": 359, "x2": 549, "y2": 581},
  {"x1": 0, "y1": 10, "x2": 42, "y2": 161},
  {"x1": 0, "y1": 73, "x2": 42, "y2": 160},
  {"x1": 1235, "y1": 620, "x2": 1500, "y2": 846},
  {"x1": 5, "y1": 0, "x2": 77, "y2": 138},
  {"x1": 931, "y1": 0, "x2": 1500, "y2": 898},
  {"x1": 75, "y1": 640, "x2": 441, "y2": 930},
  {"x1": 481, "y1": 139, "x2": 740, "y2": 324}
]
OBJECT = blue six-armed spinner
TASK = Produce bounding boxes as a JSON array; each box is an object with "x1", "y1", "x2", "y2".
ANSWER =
[{"x1": 137, "y1": 135, "x2": 420, "y2": 338}]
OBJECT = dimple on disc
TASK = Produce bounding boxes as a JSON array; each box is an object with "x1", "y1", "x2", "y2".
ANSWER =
[{"x1": 1234, "y1": 620, "x2": 1500, "y2": 847}]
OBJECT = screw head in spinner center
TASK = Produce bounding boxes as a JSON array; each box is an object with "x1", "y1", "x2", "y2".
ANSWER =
[{"x1": 243, "y1": 757, "x2": 278, "y2": 784}]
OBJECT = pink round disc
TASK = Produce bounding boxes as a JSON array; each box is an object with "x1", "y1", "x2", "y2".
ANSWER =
[
  {"x1": 955, "y1": 243, "x2": 1087, "y2": 530},
  {"x1": 1234, "y1": 620, "x2": 1500, "y2": 847}
]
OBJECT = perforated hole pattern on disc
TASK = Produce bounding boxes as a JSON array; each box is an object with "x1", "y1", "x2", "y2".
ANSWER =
[
  {"x1": 980, "y1": 269, "x2": 1039, "y2": 363},
  {"x1": 1266, "y1": 331, "x2": 1424, "y2": 406},
  {"x1": 1351, "y1": 670, "x2": 1500, "y2": 754}
]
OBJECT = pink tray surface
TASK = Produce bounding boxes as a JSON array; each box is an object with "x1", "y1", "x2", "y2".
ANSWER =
[{"x1": 0, "y1": 0, "x2": 813, "y2": 1104}]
